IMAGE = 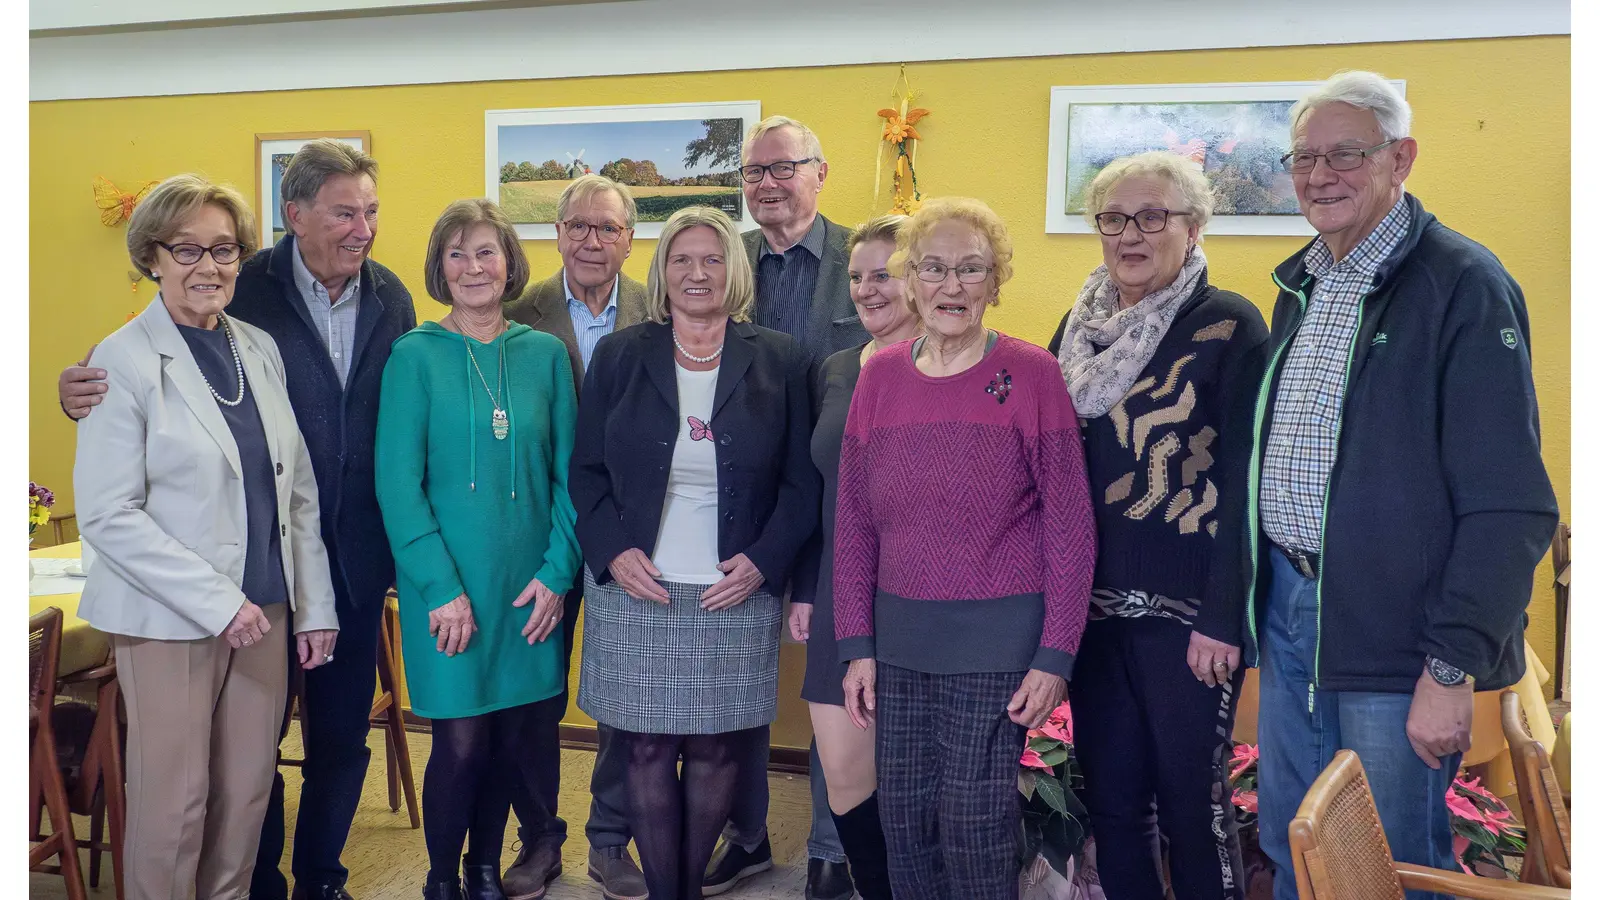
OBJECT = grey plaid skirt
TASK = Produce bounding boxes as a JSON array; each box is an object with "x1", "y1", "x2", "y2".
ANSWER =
[{"x1": 576, "y1": 567, "x2": 782, "y2": 734}]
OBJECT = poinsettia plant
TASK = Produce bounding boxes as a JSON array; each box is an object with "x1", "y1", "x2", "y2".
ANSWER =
[
  {"x1": 1017, "y1": 701, "x2": 1091, "y2": 875},
  {"x1": 1227, "y1": 742, "x2": 1525, "y2": 877}
]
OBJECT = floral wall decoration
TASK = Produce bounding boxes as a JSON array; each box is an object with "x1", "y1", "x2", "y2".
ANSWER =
[{"x1": 875, "y1": 65, "x2": 928, "y2": 215}]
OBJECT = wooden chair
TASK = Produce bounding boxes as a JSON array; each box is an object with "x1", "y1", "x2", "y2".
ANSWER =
[
  {"x1": 29, "y1": 607, "x2": 87, "y2": 900},
  {"x1": 49, "y1": 512, "x2": 78, "y2": 547},
  {"x1": 58, "y1": 660, "x2": 127, "y2": 900},
  {"x1": 1287, "y1": 749, "x2": 1569, "y2": 900},
  {"x1": 280, "y1": 597, "x2": 419, "y2": 827},
  {"x1": 1550, "y1": 522, "x2": 1570, "y2": 699},
  {"x1": 1502, "y1": 691, "x2": 1571, "y2": 888}
]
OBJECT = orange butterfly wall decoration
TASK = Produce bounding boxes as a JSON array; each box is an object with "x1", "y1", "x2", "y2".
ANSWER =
[{"x1": 92, "y1": 176, "x2": 157, "y2": 227}]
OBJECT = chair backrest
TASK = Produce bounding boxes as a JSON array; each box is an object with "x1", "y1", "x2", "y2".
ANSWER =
[
  {"x1": 1501, "y1": 690, "x2": 1571, "y2": 887},
  {"x1": 28, "y1": 607, "x2": 63, "y2": 724},
  {"x1": 1287, "y1": 750, "x2": 1407, "y2": 900}
]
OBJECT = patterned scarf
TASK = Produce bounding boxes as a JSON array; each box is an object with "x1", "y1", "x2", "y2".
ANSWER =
[{"x1": 1056, "y1": 245, "x2": 1208, "y2": 418}]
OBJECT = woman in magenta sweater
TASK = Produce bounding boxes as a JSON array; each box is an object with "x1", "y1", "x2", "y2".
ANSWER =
[{"x1": 834, "y1": 197, "x2": 1096, "y2": 899}]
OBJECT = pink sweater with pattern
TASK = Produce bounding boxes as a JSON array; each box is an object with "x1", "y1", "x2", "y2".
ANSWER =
[{"x1": 832, "y1": 334, "x2": 1096, "y2": 678}]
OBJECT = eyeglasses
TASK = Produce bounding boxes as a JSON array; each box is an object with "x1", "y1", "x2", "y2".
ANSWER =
[
  {"x1": 739, "y1": 158, "x2": 816, "y2": 183},
  {"x1": 561, "y1": 220, "x2": 630, "y2": 244},
  {"x1": 157, "y1": 240, "x2": 244, "y2": 265},
  {"x1": 1280, "y1": 139, "x2": 1399, "y2": 174},
  {"x1": 912, "y1": 260, "x2": 994, "y2": 284},
  {"x1": 1093, "y1": 208, "x2": 1192, "y2": 237}
]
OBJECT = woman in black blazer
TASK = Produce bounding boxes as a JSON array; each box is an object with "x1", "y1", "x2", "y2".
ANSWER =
[{"x1": 569, "y1": 205, "x2": 819, "y2": 900}]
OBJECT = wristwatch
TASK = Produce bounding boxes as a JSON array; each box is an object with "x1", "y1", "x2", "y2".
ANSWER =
[{"x1": 1425, "y1": 655, "x2": 1472, "y2": 687}]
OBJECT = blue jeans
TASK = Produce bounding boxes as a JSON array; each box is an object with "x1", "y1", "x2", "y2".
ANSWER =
[{"x1": 1258, "y1": 548, "x2": 1460, "y2": 900}]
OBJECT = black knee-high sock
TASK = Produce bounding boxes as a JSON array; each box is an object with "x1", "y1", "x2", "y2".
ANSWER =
[
  {"x1": 832, "y1": 792, "x2": 893, "y2": 900},
  {"x1": 626, "y1": 731, "x2": 686, "y2": 899},
  {"x1": 425, "y1": 715, "x2": 495, "y2": 883}
]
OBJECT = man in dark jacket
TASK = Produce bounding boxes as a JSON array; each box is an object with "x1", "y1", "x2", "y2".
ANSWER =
[
  {"x1": 60, "y1": 140, "x2": 416, "y2": 900},
  {"x1": 1220, "y1": 72, "x2": 1558, "y2": 900}
]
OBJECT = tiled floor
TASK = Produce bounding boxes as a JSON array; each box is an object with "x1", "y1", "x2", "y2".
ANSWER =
[{"x1": 31, "y1": 723, "x2": 815, "y2": 899}]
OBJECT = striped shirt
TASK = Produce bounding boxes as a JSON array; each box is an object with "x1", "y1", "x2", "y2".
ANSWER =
[
  {"x1": 753, "y1": 213, "x2": 825, "y2": 360},
  {"x1": 1260, "y1": 197, "x2": 1411, "y2": 554},
  {"x1": 564, "y1": 272, "x2": 619, "y2": 373},
  {"x1": 291, "y1": 244, "x2": 362, "y2": 386}
]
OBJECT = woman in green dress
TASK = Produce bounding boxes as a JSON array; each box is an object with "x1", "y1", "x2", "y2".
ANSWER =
[{"x1": 375, "y1": 199, "x2": 581, "y2": 900}]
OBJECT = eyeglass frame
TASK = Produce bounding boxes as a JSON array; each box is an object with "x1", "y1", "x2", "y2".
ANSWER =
[
  {"x1": 156, "y1": 240, "x2": 245, "y2": 265},
  {"x1": 560, "y1": 219, "x2": 632, "y2": 244},
  {"x1": 1279, "y1": 138, "x2": 1400, "y2": 174},
  {"x1": 910, "y1": 260, "x2": 995, "y2": 285},
  {"x1": 1092, "y1": 208, "x2": 1193, "y2": 237},
  {"x1": 739, "y1": 158, "x2": 817, "y2": 184}
]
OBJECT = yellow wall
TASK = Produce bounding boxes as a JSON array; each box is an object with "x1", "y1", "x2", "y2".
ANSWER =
[{"x1": 31, "y1": 36, "x2": 1571, "y2": 743}]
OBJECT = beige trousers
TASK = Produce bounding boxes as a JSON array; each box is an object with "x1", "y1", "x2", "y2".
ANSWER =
[{"x1": 113, "y1": 603, "x2": 289, "y2": 900}]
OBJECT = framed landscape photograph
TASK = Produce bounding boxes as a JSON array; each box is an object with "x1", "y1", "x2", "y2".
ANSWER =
[
  {"x1": 1044, "y1": 81, "x2": 1405, "y2": 236},
  {"x1": 254, "y1": 131, "x2": 371, "y2": 248},
  {"x1": 484, "y1": 100, "x2": 761, "y2": 240}
]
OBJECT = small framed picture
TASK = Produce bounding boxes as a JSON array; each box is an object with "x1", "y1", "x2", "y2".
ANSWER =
[
  {"x1": 1044, "y1": 81, "x2": 1404, "y2": 236},
  {"x1": 254, "y1": 131, "x2": 372, "y2": 248},
  {"x1": 485, "y1": 101, "x2": 761, "y2": 240}
]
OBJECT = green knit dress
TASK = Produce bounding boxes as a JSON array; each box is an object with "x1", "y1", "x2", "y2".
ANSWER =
[{"x1": 375, "y1": 322, "x2": 581, "y2": 719}]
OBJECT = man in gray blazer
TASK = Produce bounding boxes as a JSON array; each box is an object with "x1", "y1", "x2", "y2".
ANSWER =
[
  {"x1": 710, "y1": 115, "x2": 866, "y2": 900},
  {"x1": 501, "y1": 173, "x2": 650, "y2": 900}
]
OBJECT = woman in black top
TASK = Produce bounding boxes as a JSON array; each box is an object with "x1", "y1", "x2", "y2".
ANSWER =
[
  {"x1": 787, "y1": 214, "x2": 919, "y2": 900},
  {"x1": 1047, "y1": 152, "x2": 1268, "y2": 900}
]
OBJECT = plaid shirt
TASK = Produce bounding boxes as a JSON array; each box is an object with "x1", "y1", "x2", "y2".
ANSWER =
[{"x1": 1260, "y1": 197, "x2": 1411, "y2": 554}]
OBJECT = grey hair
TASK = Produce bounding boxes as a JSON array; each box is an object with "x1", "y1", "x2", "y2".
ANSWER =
[
  {"x1": 741, "y1": 115, "x2": 827, "y2": 165},
  {"x1": 1081, "y1": 151, "x2": 1215, "y2": 235},
  {"x1": 556, "y1": 173, "x2": 638, "y2": 228},
  {"x1": 1290, "y1": 71, "x2": 1412, "y2": 142},
  {"x1": 279, "y1": 139, "x2": 379, "y2": 225}
]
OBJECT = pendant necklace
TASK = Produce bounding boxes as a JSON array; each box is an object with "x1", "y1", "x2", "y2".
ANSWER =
[{"x1": 463, "y1": 328, "x2": 509, "y2": 440}]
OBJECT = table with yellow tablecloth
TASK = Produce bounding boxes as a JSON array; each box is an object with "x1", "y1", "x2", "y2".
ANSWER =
[{"x1": 29, "y1": 541, "x2": 110, "y2": 677}]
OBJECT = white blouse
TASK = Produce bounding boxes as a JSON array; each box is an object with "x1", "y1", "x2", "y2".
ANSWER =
[{"x1": 651, "y1": 363, "x2": 724, "y2": 584}]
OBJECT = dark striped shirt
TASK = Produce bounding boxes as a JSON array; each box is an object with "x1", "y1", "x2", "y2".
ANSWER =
[{"x1": 753, "y1": 214, "x2": 826, "y2": 357}]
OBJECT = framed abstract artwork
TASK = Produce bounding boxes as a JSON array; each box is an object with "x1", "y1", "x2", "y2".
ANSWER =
[
  {"x1": 254, "y1": 131, "x2": 371, "y2": 248},
  {"x1": 484, "y1": 100, "x2": 761, "y2": 240},
  {"x1": 1044, "y1": 80, "x2": 1405, "y2": 236}
]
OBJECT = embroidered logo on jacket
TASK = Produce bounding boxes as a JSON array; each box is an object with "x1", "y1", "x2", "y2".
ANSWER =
[{"x1": 1501, "y1": 328, "x2": 1519, "y2": 349}]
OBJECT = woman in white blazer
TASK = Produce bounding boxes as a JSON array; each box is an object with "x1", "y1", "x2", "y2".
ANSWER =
[{"x1": 73, "y1": 175, "x2": 339, "y2": 900}]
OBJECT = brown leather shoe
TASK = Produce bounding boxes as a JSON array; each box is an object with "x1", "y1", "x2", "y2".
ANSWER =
[
  {"x1": 587, "y1": 846, "x2": 648, "y2": 900},
  {"x1": 501, "y1": 839, "x2": 561, "y2": 900}
]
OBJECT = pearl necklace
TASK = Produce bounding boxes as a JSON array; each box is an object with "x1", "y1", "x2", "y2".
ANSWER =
[
  {"x1": 200, "y1": 313, "x2": 246, "y2": 407},
  {"x1": 672, "y1": 329, "x2": 724, "y2": 364}
]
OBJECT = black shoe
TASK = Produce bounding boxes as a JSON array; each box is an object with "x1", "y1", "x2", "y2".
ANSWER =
[
  {"x1": 292, "y1": 884, "x2": 356, "y2": 900},
  {"x1": 462, "y1": 858, "x2": 507, "y2": 900},
  {"x1": 831, "y1": 793, "x2": 892, "y2": 900},
  {"x1": 422, "y1": 879, "x2": 465, "y2": 900},
  {"x1": 805, "y1": 858, "x2": 856, "y2": 900},
  {"x1": 702, "y1": 836, "x2": 773, "y2": 896}
]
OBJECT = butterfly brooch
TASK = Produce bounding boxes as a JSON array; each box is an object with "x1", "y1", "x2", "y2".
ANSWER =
[
  {"x1": 93, "y1": 176, "x2": 158, "y2": 227},
  {"x1": 985, "y1": 369, "x2": 1013, "y2": 405},
  {"x1": 688, "y1": 416, "x2": 715, "y2": 441}
]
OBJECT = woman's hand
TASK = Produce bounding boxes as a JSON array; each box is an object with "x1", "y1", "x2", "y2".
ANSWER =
[
  {"x1": 515, "y1": 577, "x2": 563, "y2": 644},
  {"x1": 611, "y1": 549, "x2": 670, "y2": 604},
  {"x1": 1187, "y1": 630, "x2": 1242, "y2": 687},
  {"x1": 224, "y1": 599, "x2": 272, "y2": 650},
  {"x1": 1007, "y1": 669, "x2": 1067, "y2": 729},
  {"x1": 429, "y1": 594, "x2": 477, "y2": 656},
  {"x1": 789, "y1": 602, "x2": 812, "y2": 642},
  {"x1": 297, "y1": 629, "x2": 339, "y2": 670},
  {"x1": 701, "y1": 553, "x2": 765, "y2": 611},
  {"x1": 843, "y1": 658, "x2": 878, "y2": 730}
]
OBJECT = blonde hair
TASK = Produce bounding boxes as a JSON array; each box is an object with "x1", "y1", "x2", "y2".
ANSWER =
[
  {"x1": 890, "y1": 197, "x2": 1014, "y2": 306},
  {"x1": 422, "y1": 199, "x2": 530, "y2": 306},
  {"x1": 127, "y1": 174, "x2": 259, "y2": 280},
  {"x1": 1081, "y1": 151, "x2": 1216, "y2": 235},
  {"x1": 644, "y1": 206, "x2": 754, "y2": 324},
  {"x1": 279, "y1": 139, "x2": 379, "y2": 225},
  {"x1": 847, "y1": 214, "x2": 909, "y2": 257},
  {"x1": 741, "y1": 115, "x2": 827, "y2": 165},
  {"x1": 557, "y1": 173, "x2": 638, "y2": 229}
]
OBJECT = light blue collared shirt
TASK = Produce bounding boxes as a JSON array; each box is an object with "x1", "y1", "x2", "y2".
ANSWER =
[
  {"x1": 290, "y1": 242, "x2": 362, "y2": 386},
  {"x1": 564, "y1": 273, "x2": 619, "y2": 373}
]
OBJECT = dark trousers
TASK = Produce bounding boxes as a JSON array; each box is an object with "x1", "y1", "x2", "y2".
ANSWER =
[
  {"x1": 721, "y1": 725, "x2": 771, "y2": 849},
  {"x1": 517, "y1": 585, "x2": 632, "y2": 850},
  {"x1": 1070, "y1": 615, "x2": 1245, "y2": 900},
  {"x1": 876, "y1": 663, "x2": 1026, "y2": 900},
  {"x1": 250, "y1": 593, "x2": 385, "y2": 897}
]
